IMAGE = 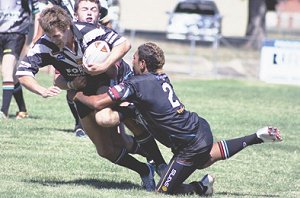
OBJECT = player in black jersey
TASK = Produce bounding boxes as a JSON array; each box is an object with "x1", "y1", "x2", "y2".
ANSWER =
[
  {"x1": 0, "y1": 0, "x2": 40, "y2": 119},
  {"x1": 74, "y1": 42, "x2": 283, "y2": 195},
  {"x1": 16, "y1": 6, "x2": 157, "y2": 191}
]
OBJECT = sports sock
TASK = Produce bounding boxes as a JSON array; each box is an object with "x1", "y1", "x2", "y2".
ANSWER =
[
  {"x1": 114, "y1": 148, "x2": 149, "y2": 176},
  {"x1": 137, "y1": 135, "x2": 167, "y2": 166},
  {"x1": 66, "y1": 94, "x2": 80, "y2": 127},
  {"x1": 217, "y1": 133, "x2": 263, "y2": 159},
  {"x1": 13, "y1": 82, "x2": 27, "y2": 112},
  {"x1": 128, "y1": 136, "x2": 149, "y2": 158},
  {"x1": 1, "y1": 82, "x2": 14, "y2": 115}
]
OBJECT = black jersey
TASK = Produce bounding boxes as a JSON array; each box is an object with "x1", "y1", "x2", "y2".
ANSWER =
[
  {"x1": 0, "y1": 0, "x2": 39, "y2": 34},
  {"x1": 108, "y1": 72, "x2": 205, "y2": 151},
  {"x1": 16, "y1": 22, "x2": 126, "y2": 82}
]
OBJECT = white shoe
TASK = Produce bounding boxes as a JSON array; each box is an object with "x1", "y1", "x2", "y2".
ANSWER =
[
  {"x1": 256, "y1": 126, "x2": 282, "y2": 142},
  {"x1": 141, "y1": 163, "x2": 156, "y2": 191},
  {"x1": 0, "y1": 111, "x2": 8, "y2": 119},
  {"x1": 199, "y1": 174, "x2": 215, "y2": 196}
]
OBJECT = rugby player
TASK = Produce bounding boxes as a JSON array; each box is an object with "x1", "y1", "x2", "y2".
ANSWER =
[
  {"x1": 16, "y1": 6, "x2": 156, "y2": 191},
  {"x1": 73, "y1": 42, "x2": 283, "y2": 195},
  {"x1": 53, "y1": 0, "x2": 167, "y2": 175}
]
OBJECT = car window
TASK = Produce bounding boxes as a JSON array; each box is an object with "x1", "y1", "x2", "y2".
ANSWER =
[{"x1": 175, "y1": 2, "x2": 217, "y2": 15}]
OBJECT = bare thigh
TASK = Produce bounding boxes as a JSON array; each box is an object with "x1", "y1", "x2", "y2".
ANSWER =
[{"x1": 80, "y1": 112, "x2": 128, "y2": 162}]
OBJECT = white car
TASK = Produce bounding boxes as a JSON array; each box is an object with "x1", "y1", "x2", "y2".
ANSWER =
[{"x1": 166, "y1": 0, "x2": 222, "y2": 42}]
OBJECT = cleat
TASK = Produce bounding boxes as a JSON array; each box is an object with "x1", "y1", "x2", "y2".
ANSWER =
[
  {"x1": 16, "y1": 111, "x2": 29, "y2": 119},
  {"x1": 0, "y1": 111, "x2": 8, "y2": 119},
  {"x1": 156, "y1": 163, "x2": 168, "y2": 177},
  {"x1": 75, "y1": 127, "x2": 86, "y2": 137},
  {"x1": 141, "y1": 163, "x2": 156, "y2": 191},
  {"x1": 191, "y1": 174, "x2": 214, "y2": 196},
  {"x1": 256, "y1": 126, "x2": 282, "y2": 142},
  {"x1": 199, "y1": 174, "x2": 215, "y2": 196}
]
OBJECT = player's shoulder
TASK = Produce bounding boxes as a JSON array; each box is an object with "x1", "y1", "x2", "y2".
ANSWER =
[{"x1": 126, "y1": 73, "x2": 156, "y2": 88}]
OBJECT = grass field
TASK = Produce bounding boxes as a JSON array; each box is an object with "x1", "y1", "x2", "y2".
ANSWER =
[{"x1": 0, "y1": 71, "x2": 299, "y2": 198}]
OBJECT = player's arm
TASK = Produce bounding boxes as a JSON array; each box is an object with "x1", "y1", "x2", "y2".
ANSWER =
[
  {"x1": 74, "y1": 92, "x2": 114, "y2": 110},
  {"x1": 74, "y1": 83, "x2": 132, "y2": 110},
  {"x1": 18, "y1": 75, "x2": 61, "y2": 98},
  {"x1": 54, "y1": 72, "x2": 87, "y2": 90},
  {"x1": 84, "y1": 38, "x2": 131, "y2": 76}
]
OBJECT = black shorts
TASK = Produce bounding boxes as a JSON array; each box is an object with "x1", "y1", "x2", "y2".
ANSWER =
[
  {"x1": 74, "y1": 74, "x2": 110, "y2": 118},
  {"x1": 174, "y1": 117, "x2": 214, "y2": 168},
  {"x1": 0, "y1": 33, "x2": 26, "y2": 58}
]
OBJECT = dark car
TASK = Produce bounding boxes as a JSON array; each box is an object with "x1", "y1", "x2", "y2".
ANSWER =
[{"x1": 166, "y1": 0, "x2": 222, "y2": 42}]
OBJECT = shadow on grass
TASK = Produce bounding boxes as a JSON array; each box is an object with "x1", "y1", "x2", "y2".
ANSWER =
[
  {"x1": 216, "y1": 191, "x2": 279, "y2": 197},
  {"x1": 26, "y1": 178, "x2": 140, "y2": 190}
]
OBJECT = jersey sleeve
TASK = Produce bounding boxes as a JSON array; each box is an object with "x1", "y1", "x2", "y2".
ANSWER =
[
  {"x1": 16, "y1": 44, "x2": 51, "y2": 77},
  {"x1": 107, "y1": 82, "x2": 135, "y2": 101}
]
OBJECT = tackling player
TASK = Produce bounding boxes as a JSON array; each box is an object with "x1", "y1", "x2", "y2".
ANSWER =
[{"x1": 73, "y1": 42, "x2": 283, "y2": 195}]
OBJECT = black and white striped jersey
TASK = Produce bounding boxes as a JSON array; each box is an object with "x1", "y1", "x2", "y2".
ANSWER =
[
  {"x1": 16, "y1": 22, "x2": 126, "y2": 82},
  {"x1": 0, "y1": 0, "x2": 39, "y2": 34}
]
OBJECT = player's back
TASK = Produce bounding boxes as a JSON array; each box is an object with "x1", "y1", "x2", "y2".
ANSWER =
[{"x1": 126, "y1": 73, "x2": 203, "y2": 150}]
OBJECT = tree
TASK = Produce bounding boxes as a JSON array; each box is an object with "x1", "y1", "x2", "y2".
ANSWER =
[{"x1": 245, "y1": 0, "x2": 279, "y2": 49}]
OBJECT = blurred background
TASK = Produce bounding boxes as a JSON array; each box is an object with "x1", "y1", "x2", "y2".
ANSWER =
[{"x1": 108, "y1": 0, "x2": 300, "y2": 85}]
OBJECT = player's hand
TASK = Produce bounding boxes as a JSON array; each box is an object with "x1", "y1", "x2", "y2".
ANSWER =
[
  {"x1": 41, "y1": 86, "x2": 61, "y2": 98},
  {"x1": 73, "y1": 91, "x2": 84, "y2": 102},
  {"x1": 83, "y1": 62, "x2": 108, "y2": 76},
  {"x1": 72, "y1": 76, "x2": 87, "y2": 90}
]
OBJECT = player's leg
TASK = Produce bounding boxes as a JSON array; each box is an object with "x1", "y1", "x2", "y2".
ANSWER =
[
  {"x1": 80, "y1": 112, "x2": 155, "y2": 191},
  {"x1": 156, "y1": 119, "x2": 214, "y2": 195},
  {"x1": 200, "y1": 126, "x2": 282, "y2": 169},
  {"x1": 1, "y1": 53, "x2": 16, "y2": 118},
  {"x1": 95, "y1": 105, "x2": 167, "y2": 171},
  {"x1": 156, "y1": 155, "x2": 213, "y2": 195},
  {"x1": 13, "y1": 34, "x2": 28, "y2": 119},
  {"x1": 124, "y1": 117, "x2": 167, "y2": 175},
  {"x1": 66, "y1": 90, "x2": 86, "y2": 137},
  {"x1": 1, "y1": 33, "x2": 27, "y2": 118}
]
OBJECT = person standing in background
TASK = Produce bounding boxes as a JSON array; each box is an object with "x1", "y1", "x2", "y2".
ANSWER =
[{"x1": 0, "y1": 0, "x2": 40, "y2": 119}]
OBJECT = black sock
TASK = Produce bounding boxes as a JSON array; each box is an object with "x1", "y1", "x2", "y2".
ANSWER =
[
  {"x1": 217, "y1": 133, "x2": 263, "y2": 159},
  {"x1": 114, "y1": 148, "x2": 149, "y2": 176},
  {"x1": 1, "y1": 82, "x2": 14, "y2": 115},
  {"x1": 137, "y1": 135, "x2": 167, "y2": 166},
  {"x1": 128, "y1": 137, "x2": 149, "y2": 158},
  {"x1": 13, "y1": 82, "x2": 27, "y2": 112},
  {"x1": 66, "y1": 94, "x2": 80, "y2": 127}
]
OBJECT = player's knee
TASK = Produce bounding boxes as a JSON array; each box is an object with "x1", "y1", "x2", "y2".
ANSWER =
[
  {"x1": 95, "y1": 145, "x2": 118, "y2": 161},
  {"x1": 95, "y1": 109, "x2": 119, "y2": 127}
]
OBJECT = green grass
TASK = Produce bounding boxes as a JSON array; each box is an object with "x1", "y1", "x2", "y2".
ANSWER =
[{"x1": 1, "y1": 72, "x2": 299, "y2": 198}]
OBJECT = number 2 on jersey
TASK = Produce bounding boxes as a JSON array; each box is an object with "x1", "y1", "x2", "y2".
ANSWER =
[{"x1": 162, "y1": 82, "x2": 180, "y2": 108}]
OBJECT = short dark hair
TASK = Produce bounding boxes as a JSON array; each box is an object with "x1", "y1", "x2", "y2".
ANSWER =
[
  {"x1": 39, "y1": 5, "x2": 72, "y2": 34},
  {"x1": 138, "y1": 42, "x2": 165, "y2": 72}
]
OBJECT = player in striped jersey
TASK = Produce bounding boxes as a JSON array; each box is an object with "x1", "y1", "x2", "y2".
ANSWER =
[
  {"x1": 16, "y1": 6, "x2": 156, "y2": 191},
  {"x1": 73, "y1": 42, "x2": 283, "y2": 195},
  {"x1": 53, "y1": 0, "x2": 167, "y2": 174},
  {"x1": 0, "y1": 0, "x2": 40, "y2": 119}
]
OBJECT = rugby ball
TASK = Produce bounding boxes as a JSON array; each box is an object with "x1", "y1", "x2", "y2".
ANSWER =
[{"x1": 83, "y1": 41, "x2": 110, "y2": 65}]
